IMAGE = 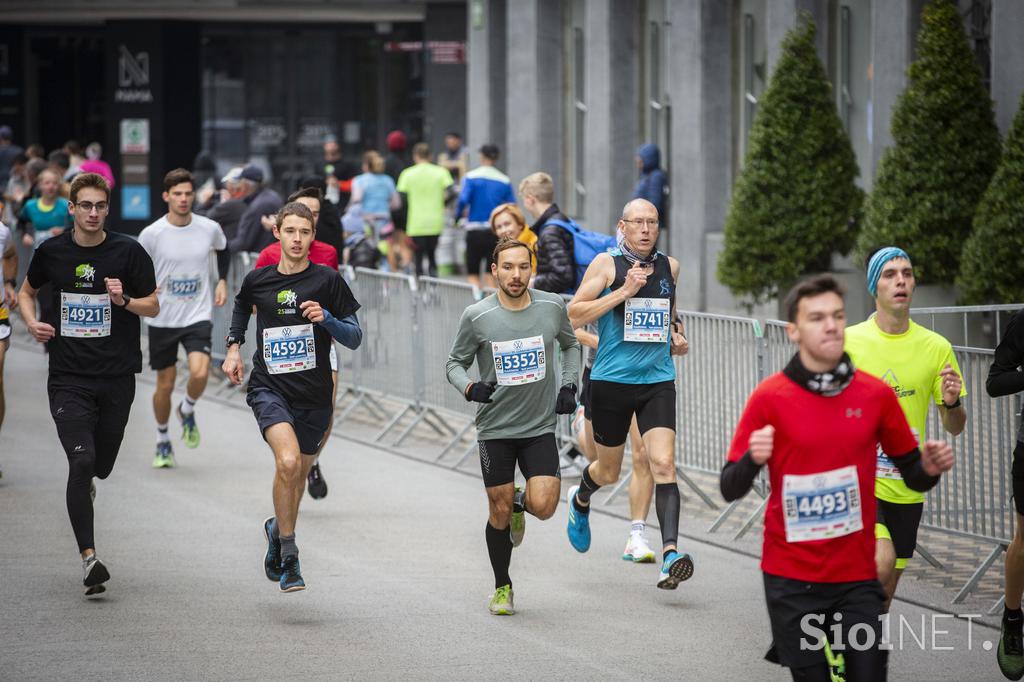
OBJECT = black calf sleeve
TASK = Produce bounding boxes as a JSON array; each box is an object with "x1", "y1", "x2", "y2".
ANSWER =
[
  {"x1": 485, "y1": 522, "x2": 513, "y2": 589},
  {"x1": 655, "y1": 482, "x2": 681, "y2": 549},
  {"x1": 576, "y1": 464, "x2": 601, "y2": 506}
]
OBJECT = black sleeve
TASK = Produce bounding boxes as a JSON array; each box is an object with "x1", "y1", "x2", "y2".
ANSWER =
[
  {"x1": 129, "y1": 242, "x2": 157, "y2": 297},
  {"x1": 216, "y1": 248, "x2": 230, "y2": 281},
  {"x1": 329, "y1": 269, "x2": 360, "y2": 320},
  {"x1": 25, "y1": 245, "x2": 49, "y2": 289},
  {"x1": 988, "y1": 312, "x2": 1024, "y2": 398},
  {"x1": 720, "y1": 452, "x2": 763, "y2": 502},
  {"x1": 890, "y1": 448, "x2": 941, "y2": 493},
  {"x1": 533, "y1": 226, "x2": 576, "y2": 293},
  {"x1": 228, "y1": 272, "x2": 253, "y2": 342}
]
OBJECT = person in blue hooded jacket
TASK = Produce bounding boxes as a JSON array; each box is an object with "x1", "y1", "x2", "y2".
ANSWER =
[{"x1": 633, "y1": 144, "x2": 666, "y2": 221}]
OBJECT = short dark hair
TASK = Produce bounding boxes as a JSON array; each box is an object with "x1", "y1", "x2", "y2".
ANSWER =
[
  {"x1": 275, "y1": 201, "x2": 316, "y2": 230},
  {"x1": 69, "y1": 172, "x2": 110, "y2": 203},
  {"x1": 287, "y1": 186, "x2": 323, "y2": 204},
  {"x1": 163, "y1": 168, "x2": 193, "y2": 192},
  {"x1": 783, "y1": 274, "x2": 845, "y2": 323},
  {"x1": 492, "y1": 237, "x2": 533, "y2": 265},
  {"x1": 480, "y1": 144, "x2": 500, "y2": 161},
  {"x1": 445, "y1": 131, "x2": 462, "y2": 139},
  {"x1": 47, "y1": 150, "x2": 69, "y2": 169},
  {"x1": 296, "y1": 175, "x2": 327, "y2": 194}
]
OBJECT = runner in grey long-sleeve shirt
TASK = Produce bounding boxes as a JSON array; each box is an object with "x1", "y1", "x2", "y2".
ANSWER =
[{"x1": 445, "y1": 238, "x2": 580, "y2": 616}]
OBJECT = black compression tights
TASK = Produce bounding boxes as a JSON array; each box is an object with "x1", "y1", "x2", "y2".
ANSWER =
[{"x1": 55, "y1": 419, "x2": 126, "y2": 553}]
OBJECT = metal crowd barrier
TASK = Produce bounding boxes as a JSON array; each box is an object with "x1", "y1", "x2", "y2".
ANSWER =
[
  {"x1": 202, "y1": 262, "x2": 1024, "y2": 610},
  {"x1": 911, "y1": 304, "x2": 1021, "y2": 349}
]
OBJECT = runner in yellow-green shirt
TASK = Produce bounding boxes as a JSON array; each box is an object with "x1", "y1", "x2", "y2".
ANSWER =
[{"x1": 844, "y1": 246, "x2": 967, "y2": 610}]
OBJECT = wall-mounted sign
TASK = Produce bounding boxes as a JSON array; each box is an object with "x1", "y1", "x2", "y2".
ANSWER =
[
  {"x1": 120, "y1": 118, "x2": 150, "y2": 154},
  {"x1": 115, "y1": 45, "x2": 153, "y2": 103},
  {"x1": 122, "y1": 185, "x2": 150, "y2": 221}
]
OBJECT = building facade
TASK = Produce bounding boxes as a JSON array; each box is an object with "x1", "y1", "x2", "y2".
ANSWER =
[
  {"x1": 466, "y1": 0, "x2": 1024, "y2": 315},
  {"x1": 0, "y1": 0, "x2": 467, "y2": 233}
]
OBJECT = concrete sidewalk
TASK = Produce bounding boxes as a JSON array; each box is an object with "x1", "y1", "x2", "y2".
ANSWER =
[{"x1": 0, "y1": 344, "x2": 1002, "y2": 681}]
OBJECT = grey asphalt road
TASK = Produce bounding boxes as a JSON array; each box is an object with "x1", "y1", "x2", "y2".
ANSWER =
[{"x1": 0, "y1": 345, "x2": 1004, "y2": 681}]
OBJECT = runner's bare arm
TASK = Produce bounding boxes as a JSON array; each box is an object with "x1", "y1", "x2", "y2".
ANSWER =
[
  {"x1": 574, "y1": 327, "x2": 598, "y2": 350},
  {"x1": 567, "y1": 253, "x2": 624, "y2": 328},
  {"x1": 17, "y1": 279, "x2": 54, "y2": 341}
]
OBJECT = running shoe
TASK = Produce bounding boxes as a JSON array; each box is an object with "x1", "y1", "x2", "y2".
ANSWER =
[
  {"x1": 279, "y1": 555, "x2": 306, "y2": 593},
  {"x1": 177, "y1": 403, "x2": 200, "y2": 449},
  {"x1": 998, "y1": 619, "x2": 1024, "y2": 680},
  {"x1": 622, "y1": 534, "x2": 657, "y2": 563},
  {"x1": 656, "y1": 550, "x2": 694, "y2": 590},
  {"x1": 152, "y1": 441, "x2": 175, "y2": 469},
  {"x1": 566, "y1": 484, "x2": 591, "y2": 553},
  {"x1": 83, "y1": 555, "x2": 110, "y2": 596},
  {"x1": 510, "y1": 485, "x2": 526, "y2": 547},
  {"x1": 488, "y1": 584, "x2": 515, "y2": 615},
  {"x1": 307, "y1": 462, "x2": 328, "y2": 500},
  {"x1": 263, "y1": 517, "x2": 282, "y2": 582}
]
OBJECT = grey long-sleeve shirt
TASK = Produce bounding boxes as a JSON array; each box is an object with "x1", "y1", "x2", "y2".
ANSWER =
[{"x1": 446, "y1": 289, "x2": 581, "y2": 440}]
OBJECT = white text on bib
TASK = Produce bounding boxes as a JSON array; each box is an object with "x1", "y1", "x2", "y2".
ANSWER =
[
  {"x1": 61, "y1": 292, "x2": 111, "y2": 338},
  {"x1": 263, "y1": 324, "x2": 316, "y2": 375},
  {"x1": 782, "y1": 465, "x2": 863, "y2": 542},
  {"x1": 491, "y1": 335, "x2": 546, "y2": 386},
  {"x1": 624, "y1": 297, "x2": 670, "y2": 343}
]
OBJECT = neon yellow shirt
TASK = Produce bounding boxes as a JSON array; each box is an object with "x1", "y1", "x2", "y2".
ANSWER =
[
  {"x1": 396, "y1": 162, "x2": 453, "y2": 237},
  {"x1": 845, "y1": 317, "x2": 967, "y2": 504}
]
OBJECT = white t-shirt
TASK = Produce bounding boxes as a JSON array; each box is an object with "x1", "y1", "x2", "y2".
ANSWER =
[
  {"x1": 138, "y1": 214, "x2": 227, "y2": 328},
  {"x1": 0, "y1": 221, "x2": 11, "y2": 256}
]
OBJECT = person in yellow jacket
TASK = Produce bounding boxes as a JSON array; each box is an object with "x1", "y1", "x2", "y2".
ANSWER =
[{"x1": 489, "y1": 203, "x2": 536, "y2": 273}]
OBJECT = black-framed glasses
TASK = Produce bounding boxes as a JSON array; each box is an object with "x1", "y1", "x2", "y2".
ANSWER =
[
  {"x1": 622, "y1": 218, "x2": 659, "y2": 228},
  {"x1": 75, "y1": 201, "x2": 109, "y2": 213}
]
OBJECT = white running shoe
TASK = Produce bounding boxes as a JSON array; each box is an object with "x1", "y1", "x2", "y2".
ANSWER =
[{"x1": 622, "y1": 533, "x2": 656, "y2": 563}]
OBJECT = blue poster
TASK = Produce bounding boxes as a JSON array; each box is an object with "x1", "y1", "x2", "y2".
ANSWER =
[{"x1": 122, "y1": 185, "x2": 150, "y2": 220}]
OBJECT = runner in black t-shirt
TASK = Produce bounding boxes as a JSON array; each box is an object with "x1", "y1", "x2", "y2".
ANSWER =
[
  {"x1": 18, "y1": 173, "x2": 159, "y2": 597},
  {"x1": 223, "y1": 201, "x2": 361, "y2": 593}
]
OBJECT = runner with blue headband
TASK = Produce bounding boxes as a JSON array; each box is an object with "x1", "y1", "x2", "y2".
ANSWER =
[{"x1": 845, "y1": 245, "x2": 966, "y2": 614}]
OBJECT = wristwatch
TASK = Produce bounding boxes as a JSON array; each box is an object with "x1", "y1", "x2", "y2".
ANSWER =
[
  {"x1": 943, "y1": 398, "x2": 962, "y2": 409},
  {"x1": 120, "y1": 294, "x2": 132, "y2": 307},
  {"x1": 225, "y1": 335, "x2": 244, "y2": 348}
]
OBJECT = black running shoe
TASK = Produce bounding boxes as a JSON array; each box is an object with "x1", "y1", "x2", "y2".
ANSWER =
[
  {"x1": 83, "y1": 555, "x2": 110, "y2": 596},
  {"x1": 279, "y1": 555, "x2": 306, "y2": 593},
  {"x1": 263, "y1": 517, "x2": 282, "y2": 582},
  {"x1": 307, "y1": 462, "x2": 328, "y2": 500},
  {"x1": 999, "y1": 619, "x2": 1024, "y2": 680}
]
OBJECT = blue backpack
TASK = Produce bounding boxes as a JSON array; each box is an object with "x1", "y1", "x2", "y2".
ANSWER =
[{"x1": 544, "y1": 218, "x2": 618, "y2": 293}]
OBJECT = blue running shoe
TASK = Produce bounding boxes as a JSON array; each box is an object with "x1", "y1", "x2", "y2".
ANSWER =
[
  {"x1": 657, "y1": 551, "x2": 694, "y2": 590},
  {"x1": 279, "y1": 555, "x2": 306, "y2": 592},
  {"x1": 566, "y1": 484, "x2": 591, "y2": 553},
  {"x1": 263, "y1": 517, "x2": 282, "y2": 582}
]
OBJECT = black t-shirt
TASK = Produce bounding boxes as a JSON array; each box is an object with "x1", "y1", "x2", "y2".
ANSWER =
[
  {"x1": 230, "y1": 263, "x2": 360, "y2": 409},
  {"x1": 26, "y1": 230, "x2": 157, "y2": 376}
]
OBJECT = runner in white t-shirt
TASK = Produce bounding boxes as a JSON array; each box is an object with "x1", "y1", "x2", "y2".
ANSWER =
[
  {"x1": 138, "y1": 168, "x2": 229, "y2": 468},
  {"x1": 0, "y1": 220, "x2": 17, "y2": 479}
]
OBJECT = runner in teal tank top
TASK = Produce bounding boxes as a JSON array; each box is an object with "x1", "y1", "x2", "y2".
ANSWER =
[{"x1": 565, "y1": 198, "x2": 694, "y2": 591}]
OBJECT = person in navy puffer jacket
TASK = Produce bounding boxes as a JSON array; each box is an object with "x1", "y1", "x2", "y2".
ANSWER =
[{"x1": 633, "y1": 144, "x2": 666, "y2": 222}]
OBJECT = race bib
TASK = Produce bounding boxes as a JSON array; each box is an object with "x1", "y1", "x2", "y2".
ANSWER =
[
  {"x1": 491, "y1": 335, "x2": 546, "y2": 386},
  {"x1": 263, "y1": 324, "x2": 316, "y2": 375},
  {"x1": 782, "y1": 465, "x2": 862, "y2": 543},
  {"x1": 624, "y1": 297, "x2": 670, "y2": 343},
  {"x1": 166, "y1": 273, "x2": 202, "y2": 300},
  {"x1": 60, "y1": 292, "x2": 111, "y2": 338},
  {"x1": 875, "y1": 428, "x2": 919, "y2": 480}
]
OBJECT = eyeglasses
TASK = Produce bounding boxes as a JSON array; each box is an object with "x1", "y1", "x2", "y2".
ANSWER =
[
  {"x1": 75, "y1": 202, "x2": 109, "y2": 213},
  {"x1": 622, "y1": 218, "x2": 659, "y2": 228}
]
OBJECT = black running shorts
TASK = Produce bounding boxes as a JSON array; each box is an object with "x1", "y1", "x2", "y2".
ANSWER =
[
  {"x1": 874, "y1": 499, "x2": 923, "y2": 565},
  {"x1": 148, "y1": 321, "x2": 213, "y2": 370},
  {"x1": 589, "y1": 379, "x2": 675, "y2": 447},
  {"x1": 580, "y1": 365, "x2": 593, "y2": 420},
  {"x1": 762, "y1": 572, "x2": 887, "y2": 677},
  {"x1": 464, "y1": 229, "x2": 499, "y2": 276},
  {"x1": 246, "y1": 386, "x2": 332, "y2": 455},
  {"x1": 478, "y1": 432, "x2": 560, "y2": 488},
  {"x1": 1012, "y1": 441, "x2": 1024, "y2": 516}
]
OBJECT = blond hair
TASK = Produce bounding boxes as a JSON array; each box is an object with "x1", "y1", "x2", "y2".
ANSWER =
[
  {"x1": 489, "y1": 203, "x2": 528, "y2": 235},
  {"x1": 517, "y1": 172, "x2": 554, "y2": 203}
]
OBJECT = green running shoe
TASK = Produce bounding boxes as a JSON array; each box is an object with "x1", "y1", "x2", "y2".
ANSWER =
[
  {"x1": 510, "y1": 485, "x2": 525, "y2": 547},
  {"x1": 823, "y1": 637, "x2": 846, "y2": 682},
  {"x1": 998, "y1": 619, "x2": 1024, "y2": 681},
  {"x1": 177, "y1": 403, "x2": 200, "y2": 449},
  {"x1": 152, "y1": 441, "x2": 175, "y2": 469},
  {"x1": 489, "y1": 584, "x2": 514, "y2": 615}
]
